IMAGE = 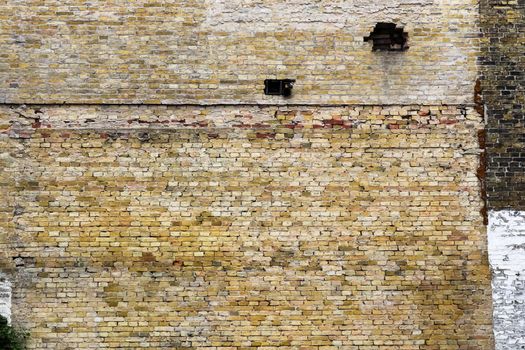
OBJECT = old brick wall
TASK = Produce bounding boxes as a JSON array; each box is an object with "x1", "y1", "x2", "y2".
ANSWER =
[
  {"x1": 481, "y1": 0, "x2": 525, "y2": 211},
  {"x1": 0, "y1": 105, "x2": 493, "y2": 349},
  {"x1": 0, "y1": 0, "x2": 478, "y2": 105},
  {"x1": 481, "y1": 1, "x2": 525, "y2": 349},
  {"x1": 0, "y1": 0, "x2": 496, "y2": 348}
]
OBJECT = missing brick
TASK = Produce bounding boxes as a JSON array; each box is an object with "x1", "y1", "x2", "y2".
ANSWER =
[{"x1": 364, "y1": 23, "x2": 409, "y2": 52}]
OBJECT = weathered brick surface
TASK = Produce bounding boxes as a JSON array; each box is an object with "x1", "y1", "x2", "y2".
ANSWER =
[
  {"x1": 0, "y1": 105, "x2": 493, "y2": 349},
  {"x1": 0, "y1": 1, "x2": 478, "y2": 105},
  {"x1": 480, "y1": 0, "x2": 525, "y2": 211},
  {"x1": 481, "y1": 2, "x2": 525, "y2": 348},
  {"x1": 0, "y1": 274, "x2": 11, "y2": 322},
  {"x1": 488, "y1": 210, "x2": 525, "y2": 350},
  {"x1": 0, "y1": 0, "x2": 498, "y2": 348}
]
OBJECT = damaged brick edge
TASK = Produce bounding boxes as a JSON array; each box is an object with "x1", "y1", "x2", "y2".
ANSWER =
[
  {"x1": 475, "y1": 78, "x2": 489, "y2": 226},
  {"x1": 478, "y1": 128, "x2": 489, "y2": 226},
  {"x1": 1, "y1": 104, "x2": 482, "y2": 134}
]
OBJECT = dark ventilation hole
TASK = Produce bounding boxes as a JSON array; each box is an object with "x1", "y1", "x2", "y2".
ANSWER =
[
  {"x1": 264, "y1": 79, "x2": 296, "y2": 97},
  {"x1": 364, "y1": 23, "x2": 409, "y2": 52}
]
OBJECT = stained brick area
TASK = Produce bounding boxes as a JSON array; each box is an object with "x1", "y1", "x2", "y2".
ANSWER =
[
  {"x1": 0, "y1": 106, "x2": 493, "y2": 349},
  {"x1": 480, "y1": 0, "x2": 525, "y2": 211}
]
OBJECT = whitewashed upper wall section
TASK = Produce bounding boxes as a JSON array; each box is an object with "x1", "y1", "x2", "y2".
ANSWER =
[{"x1": 0, "y1": 0, "x2": 479, "y2": 104}]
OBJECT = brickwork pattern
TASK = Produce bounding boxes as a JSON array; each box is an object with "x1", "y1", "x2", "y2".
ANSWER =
[
  {"x1": 480, "y1": 0, "x2": 525, "y2": 211},
  {"x1": 0, "y1": 0, "x2": 479, "y2": 105},
  {"x1": 0, "y1": 105, "x2": 493, "y2": 349}
]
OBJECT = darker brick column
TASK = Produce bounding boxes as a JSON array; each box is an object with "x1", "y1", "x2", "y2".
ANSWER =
[{"x1": 480, "y1": 0, "x2": 525, "y2": 210}]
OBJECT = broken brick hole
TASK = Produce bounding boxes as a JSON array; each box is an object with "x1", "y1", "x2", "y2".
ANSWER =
[{"x1": 364, "y1": 23, "x2": 409, "y2": 52}]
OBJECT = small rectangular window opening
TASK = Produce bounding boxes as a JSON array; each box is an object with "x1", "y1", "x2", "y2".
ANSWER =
[{"x1": 264, "y1": 79, "x2": 296, "y2": 97}]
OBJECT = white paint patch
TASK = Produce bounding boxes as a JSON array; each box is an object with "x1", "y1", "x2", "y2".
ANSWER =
[
  {"x1": 488, "y1": 210, "x2": 525, "y2": 350},
  {"x1": 0, "y1": 274, "x2": 12, "y2": 323}
]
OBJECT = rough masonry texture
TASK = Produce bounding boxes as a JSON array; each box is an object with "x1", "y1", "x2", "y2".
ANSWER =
[
  {"x1": 480, "y1": 0, "x2": 525, "y2": 211},
  {"x1": 0, "y1": 1, "x2": 497, "y2": 349},
  {"x1": 0, "y1": 0, "x2": 479, "y2": 105},
  {"x1": 481, "y1": 1, "x2": 525, "y2": 348},
  {"x1": 0, "y1": 105, "x2": 493, "y2": 349}
]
